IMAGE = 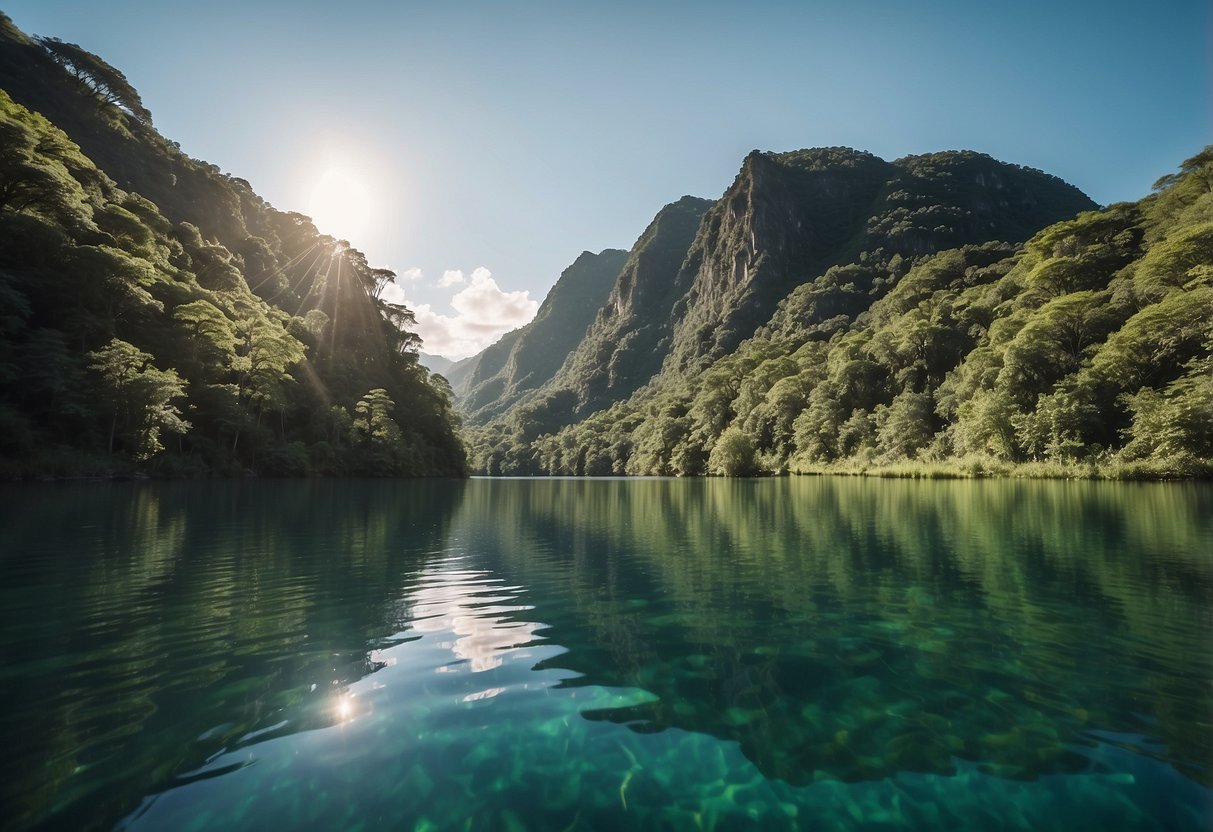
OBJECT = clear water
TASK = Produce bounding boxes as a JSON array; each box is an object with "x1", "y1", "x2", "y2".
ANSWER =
[{"x1": 1, "y1": 477, "x2": 1210, "y2": 831}]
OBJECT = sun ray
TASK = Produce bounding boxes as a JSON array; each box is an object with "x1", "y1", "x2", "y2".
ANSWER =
[
  {"x1": 249, "y1": 239, "x2": 320, "y2": 293},
  {"x1": 329, "y1": 251, "x2": 343, "y2": 357},
  {"x1": 267, "y1": 245, "x2": 329, "y2": 306},
  {"x1": 293, "y1": 248, "x2": 338, "y2": 318}
]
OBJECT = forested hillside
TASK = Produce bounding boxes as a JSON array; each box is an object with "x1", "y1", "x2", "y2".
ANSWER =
[
  {"x1": 0, "y1": 15, "x2": 465, "y2": 477},
  {"x1": 464, "y1": 148, "x2": 1212, "y2": 479},
  {"x1": 458, "y1": 248, "x2": 628, "y2": 423}
]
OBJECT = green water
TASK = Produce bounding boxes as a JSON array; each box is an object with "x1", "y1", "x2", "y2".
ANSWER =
[{"x1": 1, "y1": 478, "x2": 1210, "y2": 831}]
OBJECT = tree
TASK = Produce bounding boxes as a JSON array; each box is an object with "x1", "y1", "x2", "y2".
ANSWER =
[
  {"x1": 875, "y1": 390, "x2": 936, "y2": 459},
  {"x1": 87, "y1": 338, "x2": 189, "y2": 458},
  {"x1": 708, "y1": 426, "x2": 759, "y2": 476},
  {"x1": 352, "y1": 388, "x2": 407, "y2": 474},
  {"x1": 1133, "y1": 222, "x2": 1213, "y2": 297},
  {"x1": 1011, "y1": 376, "x2": 1102, "y2": 461},
  {"x1": 997, "y1": 291, "x2": 1120, "y2": 401},
  {"x1": 35, "y1": 37, "x2": 152, "y2": 123},
  {"x1": 381, "y1": 301, "x2": 423, "y2": 355},
  {"x1": 0, "y1": 112, "x2": 90, "y2": 223},
  {"x1": 1121, "y1": 357, "x2": 1213, "y2": 460},
  {"x1": 1089, "y1": 287, "x2": 1213, "y2": 391},
  {"x1": 172, "y1": 299, "x2": 238, "y2": 371}
]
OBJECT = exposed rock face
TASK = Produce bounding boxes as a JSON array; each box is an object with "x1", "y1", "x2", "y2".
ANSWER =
[
  {"x1": 458, "y1": 148, "x2": 1095, "y2": 436},
  {"x1": 542, "y1": 196, "x2": 715, "y2": 419},
  {"x1": 663, "y1": 148, "x2": 1097, "y2": 375},
  {"x1": 457, "y1": 248, "x2": 627, "y2": 423}
]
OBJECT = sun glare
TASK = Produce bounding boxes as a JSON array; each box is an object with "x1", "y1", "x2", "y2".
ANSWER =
[
  {"x1": 333, "y1": 693, "x2": 355, "y2": 723},
  {"x1": 308, "y1": 168, "x2": 372, "y2": 242}
]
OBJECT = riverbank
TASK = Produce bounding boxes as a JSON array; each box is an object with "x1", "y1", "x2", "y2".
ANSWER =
[{"x1": 789, "y1": 454, "x2": 1213, "y2": 481}]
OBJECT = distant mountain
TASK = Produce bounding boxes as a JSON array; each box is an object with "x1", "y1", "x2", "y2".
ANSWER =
[
  {"x1": 442, "y1": 353, "x2": 481, "y2": 397},
  {"x1": 536, "y1": 196, "x2": 714, "y2": 421},
  {"x1": 418, "y1": 353, "x2": 454, "y2": 374},
  {"x1": 456, "y1": 248, "x2": 628, "y2": 423}
]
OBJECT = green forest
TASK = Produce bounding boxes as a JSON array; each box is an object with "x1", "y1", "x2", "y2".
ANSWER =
[
  {"x1": 1, "y1": 11, "x2": 1209, "y2": 481},
  {"x1": 463, "y1": 149, "x2": 1213, "y2": 479},
  {"x1": 0, "y1": 17, "x2": 465, "y2": 478}
]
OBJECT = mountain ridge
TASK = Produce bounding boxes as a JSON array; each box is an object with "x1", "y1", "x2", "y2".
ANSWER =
[
  {"x1": 456, "y1": 247, "x2": 628, "y2": 423},
  {"x1": 457, "y1": 146, "x2": 1096, "y2": 449},
  {"x1": 461, "y1": 146, "x2": 1210, "y2": 479}
]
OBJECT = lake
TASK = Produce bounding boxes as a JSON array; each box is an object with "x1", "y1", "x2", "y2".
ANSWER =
[{"x1": 1, "y1": 477, "x2": 1210, "y2": 830}]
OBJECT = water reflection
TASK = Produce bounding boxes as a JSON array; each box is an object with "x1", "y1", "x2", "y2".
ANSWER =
[
  {"x1": 407, "y1": 566, "x2": 542, "y2": 673},
  {"x1": 1, "y1": 477, "x2": 1209, "y2": 831},
  {"x1": 453, "y1": 477, "x2": 1213, "y2": 786},
  {"x1": 0, "y1": 480, "x2": 467, "y2": 831},
  {"x1": 122, "y1": 551, "x2": 565, "y2": 832}
]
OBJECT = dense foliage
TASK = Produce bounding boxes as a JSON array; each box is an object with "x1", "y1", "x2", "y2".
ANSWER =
[
  {"x1": 0, "y1": 17, "x2": 464, "y2": 477},
  {"x1": 464, "y1": 149, "x2": 1212, "y2": 479}
]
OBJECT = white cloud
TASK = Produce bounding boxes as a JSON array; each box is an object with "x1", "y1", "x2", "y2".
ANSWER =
[
  {"x1": 408, "y1": 267, "x2": 538, "y2": 359},
  {"x1": 377, "y1": 267, "x2": 421, "y2": 306},
  {"x1": 438, "y1": 269, "x2": 465, "y2": 288},
  {"x1": 451, "y1": 267, "x2": 536, "y2": 328},
  {"x1": 379, "y1": 277, "x2": 408, "y2": 306}
]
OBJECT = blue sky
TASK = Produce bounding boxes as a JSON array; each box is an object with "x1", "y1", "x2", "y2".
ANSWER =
[{"x1": 5, "y1": 1, "x2": 1210, "y2": 357}]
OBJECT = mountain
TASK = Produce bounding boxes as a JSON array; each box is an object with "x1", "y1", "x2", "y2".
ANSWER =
[
  {"x1": 532, "y1": 196, "x2": 715, "y2": 422},
  {"x1": 463, "y1": 148, "x2": 1096, "y2": 450},
  {"x1": 457, "y1": 248, "x2": 628, "y2": 424},
  {"x1": 464, "y1": 146, "x2": 1212, "y2": 478},
  {"x1": 0, "y1": 15, "x2": 464, "y2": 478},
  {"x1": 662, "y1": 148, "x2": 1098, "y2": 375},
  {"x1": 442, "y1": 353, "x2": 481, "y2": 397},
  {"x1": 418, "y1": 352, "x2": 454, "y2": 374}
]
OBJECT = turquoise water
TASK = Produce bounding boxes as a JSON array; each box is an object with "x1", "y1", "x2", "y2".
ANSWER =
[{"x1": 0, "y1": 477, "x2": 1210, "y2": 830}]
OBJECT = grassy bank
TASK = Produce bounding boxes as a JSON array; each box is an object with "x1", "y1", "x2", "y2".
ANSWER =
[{"x1": 788, "y1": 455, "x2": 1213, "y2": 481}]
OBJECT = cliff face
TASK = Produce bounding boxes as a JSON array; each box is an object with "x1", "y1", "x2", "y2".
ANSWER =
[
  {"x1": 664, "y1": 149, "x2": 892, "y2": 374},
  {"x1": 466, "y1": 148, "x2": 1095, "y2": 440},
  {"x1": 543, "y1": 196, "x2": 714, "y2": 418},
  {"x1": 457, "y1": 248, "x2": 627, "y2": 423},
  {"x1": 662, "y1": 148, "x2": 1098, "y2": 375}
]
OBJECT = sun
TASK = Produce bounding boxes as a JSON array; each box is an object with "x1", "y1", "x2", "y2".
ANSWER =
[{"x1": 307, "y1": 167, "x2": 372, "y2": 242}]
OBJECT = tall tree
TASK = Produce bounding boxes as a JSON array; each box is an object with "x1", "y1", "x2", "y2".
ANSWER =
[{"x1": 35, "y1": 37, "x2": 152, "y2": 123}]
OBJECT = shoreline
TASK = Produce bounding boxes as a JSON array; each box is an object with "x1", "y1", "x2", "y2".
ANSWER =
[{"x1": 787, "y1": 456, "x2": 1213, "y2": 482}]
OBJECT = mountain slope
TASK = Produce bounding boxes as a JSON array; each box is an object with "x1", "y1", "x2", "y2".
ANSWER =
[
  {"x1": 468, "y1": 147, "x2": 1211, "y2": 478},
  {"x1": 663, "y1": 148, "x2": 1098, "y2": 375},
  {"x1": 458, "y1": 248, "x2": 627, "y2": 423},
  {"x1": 468, "y1": 148, "x2": 1095, "y2": 448},
  {"x1": 0, "y1": 15, "x2": 464, "y2": 477}
]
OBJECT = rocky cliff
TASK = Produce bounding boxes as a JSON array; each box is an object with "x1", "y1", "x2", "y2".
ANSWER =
[{"x1": 457, "y1": 248, "x2": 628, "y2": 423}]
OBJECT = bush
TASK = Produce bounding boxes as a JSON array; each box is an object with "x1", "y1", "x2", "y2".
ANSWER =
[{"x1": 708, "y1": 427, "x2": 760, "y2": 476}]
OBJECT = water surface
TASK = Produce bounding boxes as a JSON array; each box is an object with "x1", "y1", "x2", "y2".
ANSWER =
[{"x1": 1, "y1": 478, "x2": 1210, "y2": 830}]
